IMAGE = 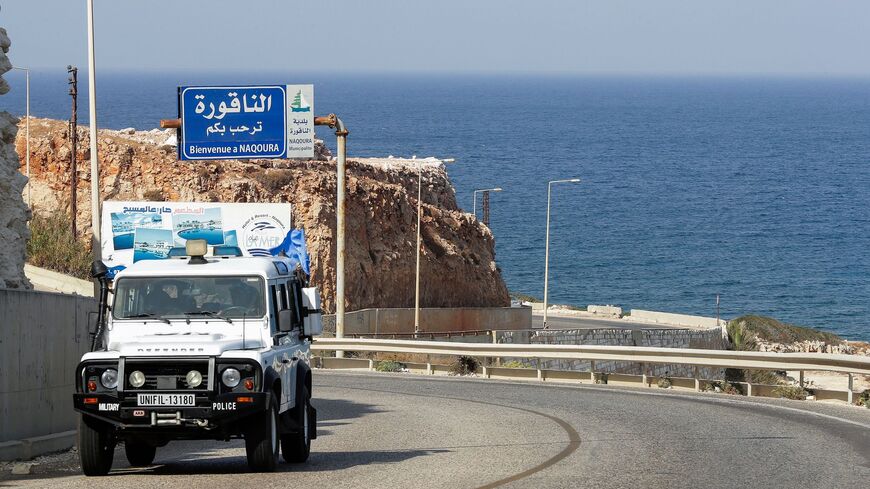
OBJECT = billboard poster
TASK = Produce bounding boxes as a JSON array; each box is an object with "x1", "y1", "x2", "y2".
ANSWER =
[{"x1": 101, "y1": 201, "x2": 292, "y2": 273}]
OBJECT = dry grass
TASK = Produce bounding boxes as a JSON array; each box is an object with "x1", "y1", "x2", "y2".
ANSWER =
[{"x1": 26, "y1": 212, "x2": 92, "y2": 280}]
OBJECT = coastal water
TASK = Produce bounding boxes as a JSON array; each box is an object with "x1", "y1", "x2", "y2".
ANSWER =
[
  {"x1": 4, "y1": 72, "x2": 869, "y2": 340},
  {"x1": 178, "y1": 228, "x2": 224, "y2": 245}
]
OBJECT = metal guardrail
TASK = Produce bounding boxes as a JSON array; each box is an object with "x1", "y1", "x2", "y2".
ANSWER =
[
  {"x1": 312, "y1": 337, "x2": 869, "y2": 403},
  {"x1": 311, "y1": 337, "x2": 870, "y2": 376}
]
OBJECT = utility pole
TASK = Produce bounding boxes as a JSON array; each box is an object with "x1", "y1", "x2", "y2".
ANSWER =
[
  {"x1": 482, "y1": 191, "x2": 491, "y2": 227},
  {"x1": 472, "y1": 187, "x2": 502, "y2": 221},
  {"x1": 68, "y1": 66, "x2": 78, "y2": 238},
  {"x1": 86, "y1": 0, "x2": 101, "y2": 261}
]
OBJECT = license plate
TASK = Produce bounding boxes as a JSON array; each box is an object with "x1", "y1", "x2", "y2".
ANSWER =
[{"x1": 137, "y1": 394, "x2": 195, "y2": 407}]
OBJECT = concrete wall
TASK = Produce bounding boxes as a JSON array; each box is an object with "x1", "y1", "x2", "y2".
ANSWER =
[
  {"x1": 323, "y1": 306, "x2": 531, "y2": 335},
  {"x1": 497, "y1": 327, "x2": 727, "y2": 378},
  {"x1": 0, "y1": 289, "x2": 95, "y2": 454}
]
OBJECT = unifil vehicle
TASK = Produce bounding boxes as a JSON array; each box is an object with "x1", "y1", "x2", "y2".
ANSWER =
[{"x1": 72, "y1": 239, "x2": 322, "y2": 475}]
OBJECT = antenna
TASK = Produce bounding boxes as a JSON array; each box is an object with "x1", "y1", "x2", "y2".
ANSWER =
[{"x1": 242, "y1": 311, "x2": 247, "y2": 349}]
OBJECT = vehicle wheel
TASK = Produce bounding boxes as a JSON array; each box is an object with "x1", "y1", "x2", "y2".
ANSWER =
[
  {"x1": 281, "y1": 386, "x2": 311, "y2": 463},
  {"x1": 246, "y1": 394, "x2": 279, "y2": 472},
  {"x1": 78, "y1": 415, "x2": 115, "y2": 476},
  {"x1": 124, "y1": 440, "x2": 156, "y2": 466}
]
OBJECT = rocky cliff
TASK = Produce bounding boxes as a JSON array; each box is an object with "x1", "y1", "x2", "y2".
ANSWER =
[
  {"x1": 0, "y1": 25, "x2": 30, "y2": 289},
  {"x1": 17, "y1": 118, "x2": 509, "y2": 312}
]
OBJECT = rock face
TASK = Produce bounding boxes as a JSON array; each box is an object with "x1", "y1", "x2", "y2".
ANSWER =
[
  {"x1": 0, "y1": 26, "x2": 30, "y2": 289},
  {"x1": 18, "y1": 118, "x2": 510, "y2": 312}
]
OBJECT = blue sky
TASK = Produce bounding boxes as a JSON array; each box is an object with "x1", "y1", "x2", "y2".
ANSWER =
[{"x1": 3, "y1": 0, "x2": 870, "y2": 76}]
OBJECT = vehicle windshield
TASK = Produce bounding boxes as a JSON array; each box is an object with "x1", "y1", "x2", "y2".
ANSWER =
[{"x1": 113, "y1": 276, "x2": 266, "y2": 320}]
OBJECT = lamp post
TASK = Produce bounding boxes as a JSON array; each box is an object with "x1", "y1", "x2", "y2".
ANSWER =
[
  {"x1": 86, "y1": 0, "x2": 101, "y2": 261},
  {"x1": 414, "y1": 157, "x2": 454, "y2": 335},
  {"x1": 10, "y1": 66, "x2": 29, "y2": 206},
  {"x1": 472, "y1": 187, "x2": 502, "y2": 218},
  {"x1": 542, "y1": 178, "x2": 581, "y2": 329}
]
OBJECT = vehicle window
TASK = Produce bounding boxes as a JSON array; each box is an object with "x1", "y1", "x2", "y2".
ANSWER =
[{"x1": 113, "y1": 276, "x2": 266, "y2": 319}]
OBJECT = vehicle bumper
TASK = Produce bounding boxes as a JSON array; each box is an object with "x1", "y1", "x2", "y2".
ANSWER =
[{"x1": 73, "y1": 391, "x2": 271, "y2": 428}]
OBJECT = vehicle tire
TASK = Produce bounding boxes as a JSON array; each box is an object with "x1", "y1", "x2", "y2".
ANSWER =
[
  {"x1": 246, "y1": 394, "x2": 279, "y2": 472},
  {"x1": 124, "y1": 441, "x2": 156, "y2": 467},
  {"x1": 281, "y1": 386, "x2": 311, "y2": 463},
  {"x1": 78, "y1": 415, "x2": 115, "y2": 476}
]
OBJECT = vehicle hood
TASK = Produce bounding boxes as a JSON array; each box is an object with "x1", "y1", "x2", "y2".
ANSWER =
[{"x1": 110, "y1": 333, "x2": 262, "y2": 356}]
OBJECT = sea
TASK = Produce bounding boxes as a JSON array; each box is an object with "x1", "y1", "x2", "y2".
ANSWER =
[{"x1": 3, "y1": 71, "x2": 869, "y2": 340}]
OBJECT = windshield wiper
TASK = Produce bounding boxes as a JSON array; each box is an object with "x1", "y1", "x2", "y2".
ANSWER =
[
  {"x1": 125, "y1": 313, "x2": 171, "y2": 324},
  {"x1": 183, "y1": 311, "x2": 233, "y2": 324}
]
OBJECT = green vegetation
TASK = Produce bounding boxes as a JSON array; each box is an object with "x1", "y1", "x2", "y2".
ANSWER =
[
  {"x1": 772, "y1": 384, "x2": 809, "y2": 400},
  {"x1": 704, "y1": 380, "x2": 742, "y2": 395},
  {"x1": 725, "y1": 315, "x2": 843, "y2": 388},
  {"x1": 449, "y1": 356, "x2": 479, "y2": 376},
  {"x1": 375, "y1": 360, "x2": 404, "y2": 373},
  {"x1": 500, "y1": 360, "x2": 531, "y2": 369},
  {"x1": 509, "y1": 292, "x2": 540, "y2": 303},
  {"x1": 142, "y1": 189, "x2": 165, "y2": 201},
  {"x1": 857, "y1": 389, "x2": 870, "y2": 408},
  {"x1": 26, "y1": 212, "x2": 92, "y2": 280},
  {"x1": 728, "y1": 315, "x2": 842, "y2": 345},
  {"x1": 656, "y1": 376, "x2": 673, "y2": 389},
  {"x1": 255, "y1": 169, "x2": 294, "y2": 192}
]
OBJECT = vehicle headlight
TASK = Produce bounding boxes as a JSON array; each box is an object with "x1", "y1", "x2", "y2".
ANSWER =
[
  {"x1": 221, "y1": 368, "x2": 240, "y2": 388},
  {"x1": 100, "y1": 368, "x2": 118, "y2": 389},
  {"x1": 186, "y1": 370, "x2": 203, "y2": 388},
  {"x1": 129, "y1": 370, "x2": 146, "y2": 388}
]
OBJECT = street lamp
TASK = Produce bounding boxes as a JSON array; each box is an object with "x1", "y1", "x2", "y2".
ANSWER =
[
  {"x1": 414, "y1": 157, "x2": 455, "y2": 334},
  {"x1": 542, "y1": 178, "x2": 581, "y2": 329},
  {"x1": 10, "y1": 66, "x2": 29, "y2": 206},
  {"x1": 86, "y1": 0, "x2": 102, "y2": 261},
  {"x1": 472, "y1": 187, "x2": 502, "y2": 218}
]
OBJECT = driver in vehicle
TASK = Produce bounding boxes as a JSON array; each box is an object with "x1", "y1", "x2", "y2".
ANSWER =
[{"x1": 228, "y1": 282, "x2": 259, "y2": 316}]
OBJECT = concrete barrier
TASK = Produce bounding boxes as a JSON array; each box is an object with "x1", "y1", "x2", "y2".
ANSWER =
[
  {"x1": 628, "y1": 309, "x2": 725, "y2": 329},
  {"x1": 0, "y1": 289, "x2": 95, "y2": 460},
  {"x1": 323, "y1": 306, "x2": 531, "y2": 335},
  {"x1": 24, "y1": 264, "x2": 94, "y2": 297}
]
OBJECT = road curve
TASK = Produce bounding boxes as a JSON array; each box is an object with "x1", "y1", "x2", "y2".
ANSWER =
[{"x1": 4, "y1": 371, "x2": 869, "y2": 488}]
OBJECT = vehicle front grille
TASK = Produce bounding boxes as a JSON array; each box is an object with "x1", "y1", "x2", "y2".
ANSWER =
[{"x1": 124, "y1": 359, "x2": 210, "y2": 391}]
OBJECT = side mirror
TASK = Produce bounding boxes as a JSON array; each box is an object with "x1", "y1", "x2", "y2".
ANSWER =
[
  {"x1": 91, "y1": 260, "x2": 108, "y2": 279},
  {"x1": 277, "y1": 309, "x2": 296, "y2": 333}
]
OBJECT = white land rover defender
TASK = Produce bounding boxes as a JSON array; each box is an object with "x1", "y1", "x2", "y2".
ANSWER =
[{"x1": 73, "y1": 240, "x2": 322, "y2": 475}]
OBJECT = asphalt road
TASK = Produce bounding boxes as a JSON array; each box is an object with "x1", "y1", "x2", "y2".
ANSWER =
[
  {"x1": 532, "y1": 313, "x2": 686, "y2": 330},
  {"x1": 3, "y1": 371, "x2": 869, "y2": 488}
]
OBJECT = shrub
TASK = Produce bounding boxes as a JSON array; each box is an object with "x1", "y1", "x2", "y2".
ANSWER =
[
  {"x1": 256, "y1": 169, "x2": 293, "y2": 192},
  {"x1": 142, "y1": 188, "x2": 165, "y2": 201},
  {"x1": 501, "y1": 361, "x2": 530, "y2": 369},
  {"x1": 656, "y1": 377, "x2": 672, "y2": 389},
  {"x1": 857, "y1": 389, "x2": 870, "y2": 408},
  {"x1": 26, "y1": 212, "x2": 92, "y2": 280},
  {"x1": 594, "y1": 372, "x2": 609, "y2": 385},
  {"x1": 450, "y1": 356, "x2": 479, "y2": 376},
  {"x1": 728, "y1": 315, "x2": 842, "y2": 345},
  {"x1": 705, "y1": 381, "x2": 742, "y2": 395},
  {"x1": 772, "y1": 384, "x2": 809, "y2": 400},
  {"x1": 375, "y1": 360, "x2": 404, "y2": 373}
]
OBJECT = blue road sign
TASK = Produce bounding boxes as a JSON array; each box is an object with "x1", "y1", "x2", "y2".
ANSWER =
[{"x1": 179, "y1": 85, "x2": 287, "y2": 160}]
